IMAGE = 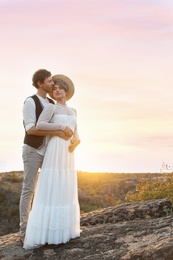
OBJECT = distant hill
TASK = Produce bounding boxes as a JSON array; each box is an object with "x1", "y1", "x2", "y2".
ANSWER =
[{"x1": 0, "y1": 171, "x2": 162, "y2": 236}]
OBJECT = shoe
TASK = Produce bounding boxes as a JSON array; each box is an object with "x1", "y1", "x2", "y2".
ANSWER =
[{"x1": 20, "y1": 236, "x2": 25, "y2": 246}]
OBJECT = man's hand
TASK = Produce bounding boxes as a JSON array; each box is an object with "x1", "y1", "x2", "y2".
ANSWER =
[
  {"x1": 68, "y1": 138, "x2": 80, "y2": 152},
  {"x1": 27, "y1": 127, "x2": 71, "y2": 141},
  {"x1": 63, "y1": 126, "x2": 73, "y2": 138},
  {"x1": 56, "y1": 131, "x2": 70, "y2": 141}
]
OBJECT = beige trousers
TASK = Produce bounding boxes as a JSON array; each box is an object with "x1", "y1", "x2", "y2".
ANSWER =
[{"x1": 19, "y1": 145, "x2": 43, "y2": 237}]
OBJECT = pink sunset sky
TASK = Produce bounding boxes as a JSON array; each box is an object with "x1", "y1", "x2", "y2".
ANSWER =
[{"x1": 0, "y1": 0, "x2": 173, "y2": 173}]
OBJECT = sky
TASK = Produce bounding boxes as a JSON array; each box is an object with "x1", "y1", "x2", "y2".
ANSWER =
[{"x1": 0, "y1": 0, "x2": 173, "y2": 173}]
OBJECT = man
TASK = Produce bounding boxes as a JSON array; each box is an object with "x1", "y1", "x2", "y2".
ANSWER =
[{"x1": 19, "y1": 69, "x2": 73, "y2": 244}]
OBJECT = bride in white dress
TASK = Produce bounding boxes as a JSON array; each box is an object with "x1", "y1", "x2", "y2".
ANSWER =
[{"x1": 23, "y1": 74, "x2": 80, "y2": 250}]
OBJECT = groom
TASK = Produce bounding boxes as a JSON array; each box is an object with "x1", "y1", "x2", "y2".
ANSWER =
[{"x1": 19, "y1": 69, "x2": 73, "y2": 245}]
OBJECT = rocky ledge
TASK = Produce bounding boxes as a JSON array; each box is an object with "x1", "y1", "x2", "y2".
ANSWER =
[{"x1": 1, "y1": 199, "x2": 173, "y2": 260}]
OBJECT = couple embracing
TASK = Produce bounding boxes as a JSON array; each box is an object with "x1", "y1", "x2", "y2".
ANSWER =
[{"x1": 19, "y1": 69, "x2": 80, "y2": 249}]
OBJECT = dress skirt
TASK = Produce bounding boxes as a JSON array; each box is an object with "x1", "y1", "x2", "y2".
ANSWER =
[{"x1": 23, "y1": 135, "x2": 80, "y2": 250}]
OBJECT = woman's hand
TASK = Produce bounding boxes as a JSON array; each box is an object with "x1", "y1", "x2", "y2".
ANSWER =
[{"x1": 68, "y1": 138, "x2": 80, "y2": 152}]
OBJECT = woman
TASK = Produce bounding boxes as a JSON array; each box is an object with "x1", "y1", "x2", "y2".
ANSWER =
[{"x1": 23, "y1": 74, "x2": 80, "y2": 249}]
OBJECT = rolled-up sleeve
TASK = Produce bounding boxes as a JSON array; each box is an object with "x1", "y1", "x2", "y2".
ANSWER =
[{"x1": 23, "y1": 98, "x2": 36, "y2": 131}]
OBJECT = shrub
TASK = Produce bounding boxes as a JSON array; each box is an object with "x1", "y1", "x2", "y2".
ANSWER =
[{"x1": 126, "y1": 173, "x2": 173, "y2": 203}]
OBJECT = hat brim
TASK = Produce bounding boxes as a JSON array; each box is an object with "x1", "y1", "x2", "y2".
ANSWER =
[{"x1": 49, "y1": 74, "x2": 75, "y2": 101}]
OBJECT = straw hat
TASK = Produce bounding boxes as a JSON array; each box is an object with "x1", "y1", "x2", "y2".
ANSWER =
[{"x1": 49, "y1": 74, "x2": 75, "y2": 101}]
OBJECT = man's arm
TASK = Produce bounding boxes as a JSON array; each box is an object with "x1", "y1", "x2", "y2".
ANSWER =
[
  {"x1": 36, "y1": 103, "x2": 73, "y2": 137},
  {"x1": 23, "y1": 98, "x2": 71, "y2": 140},
  {"x1": 27, "y1": 126, "x2": 70, "y2": 140}
]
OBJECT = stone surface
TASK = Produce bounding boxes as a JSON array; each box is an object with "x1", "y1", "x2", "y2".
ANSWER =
[{"x1": 1, "y1": 199, "x2": 173, "y2": 260}]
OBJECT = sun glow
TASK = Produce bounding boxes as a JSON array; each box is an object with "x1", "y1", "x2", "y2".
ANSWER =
[{"x1": 0, "y1": 0, "x2": 173, "y2": 173}]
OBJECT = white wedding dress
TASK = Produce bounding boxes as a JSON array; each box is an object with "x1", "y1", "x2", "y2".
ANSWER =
[{"x1": 23, "y1": 103, "x2": 80, "y2": 250}]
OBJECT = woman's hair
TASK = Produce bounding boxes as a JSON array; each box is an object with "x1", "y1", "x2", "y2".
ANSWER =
[
  {"x1": 32, "y1": 69, "x2": 51, "y2": 89},
  {"x1": 54, "y1": 80, "x2": 68, "y2": 92}
]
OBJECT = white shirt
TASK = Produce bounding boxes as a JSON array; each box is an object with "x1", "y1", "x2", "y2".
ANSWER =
[{"x1": 23, "y1": 94, "x2": 51, "y2": 155}]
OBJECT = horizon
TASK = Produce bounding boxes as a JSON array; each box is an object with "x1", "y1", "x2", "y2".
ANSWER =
[
  {"x1": 0, "y1": 170, "x2": 164, "y2": 175},
  {"x1": 0, "y1": 0, "x2": 173, "y2": 173}
]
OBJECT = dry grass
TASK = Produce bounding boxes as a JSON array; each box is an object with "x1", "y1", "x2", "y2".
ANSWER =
[{"x1": 0, "y1": 170, "x2": 162, "y2": 236}]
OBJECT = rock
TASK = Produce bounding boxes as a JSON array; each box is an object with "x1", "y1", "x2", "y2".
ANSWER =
[
  {"x1": 80, "y1": 198, "x2": 172, "y2": 226},
  {"x1": 0, "y1": 199, "x2": 173, "y2": 259}
]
